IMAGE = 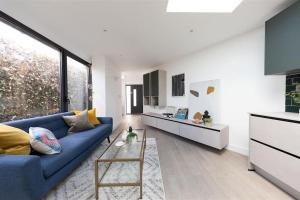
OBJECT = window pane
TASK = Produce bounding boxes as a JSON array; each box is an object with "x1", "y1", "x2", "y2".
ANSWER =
[
  {"x1": 133, "y1": 89, "x2": 137, "y2": 107},
  {"x1": 126, "y1": 86, "x2": 131, "y2": 114},
  {"x1": 0, "y1": 21, "x2": 60, "y2": 122},
  {"x1": 67, "y1": 57, "x2": 89, "y2": 111}
]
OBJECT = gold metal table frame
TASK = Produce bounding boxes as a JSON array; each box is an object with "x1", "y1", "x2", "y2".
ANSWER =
[{"x1": 95, "y1": 129, "x2": 146, "y2": 200}]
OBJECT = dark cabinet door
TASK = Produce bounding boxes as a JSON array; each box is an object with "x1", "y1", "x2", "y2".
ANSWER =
[
  {"x1": 265, "y1": 1, "x2": 300, "y2": 75},
  {"x1": 150, "y1": 70, "x2": 159, "y2": 96},
  {"x1": 143, "y1": 73, "x2": 150, "y2": 97}
]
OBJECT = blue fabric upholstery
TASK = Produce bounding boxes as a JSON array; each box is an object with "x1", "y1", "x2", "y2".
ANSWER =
[
  {"x1": 41, "y1": 124, "x2": 111, "y2": 178},
  {"x1": 0, "y1": 155, "x2": 45, "y2": 200},
  {"x1": 98, "y1": 117, "x2": 113, "y2": 125},
  {"x1": 0, "y1": 112, "x2": 113, "y2": 200},
  {"x1": 4, "y1": 112, "x2": 74, "y2": 139}
]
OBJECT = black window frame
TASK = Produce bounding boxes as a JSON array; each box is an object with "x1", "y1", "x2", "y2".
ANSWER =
[{"x1": 0, "y1": 10, "x2": 92, "y2": 116}]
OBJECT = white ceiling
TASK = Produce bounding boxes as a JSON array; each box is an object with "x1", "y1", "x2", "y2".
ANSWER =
[{"x1": 0, "y1": 0, "x2": 296, "y2": 70}]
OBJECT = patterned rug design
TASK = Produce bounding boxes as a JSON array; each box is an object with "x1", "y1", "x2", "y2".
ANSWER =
[{"x1": 46, "y1": 138, "x2": 165, "y2": 200}]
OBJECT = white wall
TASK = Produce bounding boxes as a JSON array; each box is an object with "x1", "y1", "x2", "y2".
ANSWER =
[
  {"x1": 92, "y1": 56, "x2": 106, "y2": 117},
  {"x1": 105, "y1": 60, "x2": 123, "y2": 129},
  {"x1": 155, "y1": 27, "x2": 285, "y2": 155},
  {"x1": 92, "y1": 56, "x2": 122, "y2": 129},
  {"x1": 122, "y1": 71, "x2": 144, "y2": 85}
]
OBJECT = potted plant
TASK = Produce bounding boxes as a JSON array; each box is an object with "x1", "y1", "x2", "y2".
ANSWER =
[
  {"x1": 126, "y1": 126, "x2": 138, "y2": 144},
  {"x1": 203, "y1": 111, "x2": 213, "y2": 127}
]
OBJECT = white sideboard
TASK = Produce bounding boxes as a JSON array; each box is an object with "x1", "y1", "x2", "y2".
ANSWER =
[
  {"x1": 249, "y1": 113, "x2": 300, "y2": 199},
  {"x1": 142, "y1": 112, "x2": 229, "y2": 150}
]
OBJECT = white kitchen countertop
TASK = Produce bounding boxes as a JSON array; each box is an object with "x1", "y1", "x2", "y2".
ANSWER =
[{"x1": 250, "y1": 112, "x2": 300, "y2": 122}]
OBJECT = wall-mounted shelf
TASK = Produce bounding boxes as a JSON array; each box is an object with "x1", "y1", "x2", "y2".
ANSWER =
[
  {"x1": 151, "y1": 96, "x2": 159, "y2": 106},
  {"x1": 144, "y1": 97, "x2": 150, "y2": 105}
]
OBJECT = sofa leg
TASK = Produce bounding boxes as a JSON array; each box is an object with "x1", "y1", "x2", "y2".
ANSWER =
[{"x1": 107, "y1": 136, "x2": 111, "y2": 143}]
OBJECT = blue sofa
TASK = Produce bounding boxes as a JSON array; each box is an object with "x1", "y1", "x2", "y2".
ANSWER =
[{"x1": 0, "y1": 112, "x2": 113, "y2": 200}]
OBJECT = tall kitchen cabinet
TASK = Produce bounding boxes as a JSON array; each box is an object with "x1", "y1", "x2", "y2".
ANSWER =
[
  {"x1": 265, "y1": 1, "x2": 300, "y2": 75},
  {"x1": 143, "y1": 70, "x2": 166, "y2": 106}
]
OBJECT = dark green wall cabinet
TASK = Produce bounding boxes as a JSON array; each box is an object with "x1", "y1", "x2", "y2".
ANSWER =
[
  {"x1": 265, "y1": 1, "x2": 300, "y2": 75},
  {"x1": 150, "y1": 70, "x2": 159, "y2": 96},
  {"x1": 143, "y1": 70, "x2": 166, "y2": 106},
  {"x1": 143, "y1": 73, "x2": 150, "y2": 96}
]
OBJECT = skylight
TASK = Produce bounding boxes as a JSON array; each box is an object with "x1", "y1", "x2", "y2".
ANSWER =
[{"x1": 166, "y1": 0, "x2": 243, "y2": 13}]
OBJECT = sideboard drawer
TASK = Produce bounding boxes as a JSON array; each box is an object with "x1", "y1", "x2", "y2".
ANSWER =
[
  {"x1": 250, "y1": 140, "x2": 300, "y2": 192},
  {"x1": 157, "y1": 118, "x2": 180, "y2": 135},
  {"x1": 179, "y1": 124, "x2": 220, "y2": 149},
  {"x1": 142, "y1": 115, "x2": 157, "y2": 128},
  {"x1": 250, "y1": 116, "x2": 300, "y2": 157}
]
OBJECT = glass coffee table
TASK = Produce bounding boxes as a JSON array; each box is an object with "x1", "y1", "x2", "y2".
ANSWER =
[{"x1": 95, "y1": 129, "x2": 146, "y2": 200}]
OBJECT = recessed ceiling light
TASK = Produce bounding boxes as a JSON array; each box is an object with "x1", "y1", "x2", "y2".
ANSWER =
[{"x1": 166, "y1": 0, "x2": 243, "y2": 13}]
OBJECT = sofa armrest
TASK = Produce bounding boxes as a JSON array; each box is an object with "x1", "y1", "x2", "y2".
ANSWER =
[
  {"x1": 98, "y1": 117, "x2": 113, "y2": 125},
  {"x1": 0, "y1": 155, "x2": 45, "y2": 200}
]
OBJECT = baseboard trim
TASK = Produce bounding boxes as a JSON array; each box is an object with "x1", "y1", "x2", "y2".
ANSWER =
[{"x1": 226, "y1": 144, "x2": 248, "y2": 156}]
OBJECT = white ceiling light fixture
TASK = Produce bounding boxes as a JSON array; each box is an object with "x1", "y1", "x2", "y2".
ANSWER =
[{"x1": 166, "y1": 0, "x2": 243, "y2": 13}]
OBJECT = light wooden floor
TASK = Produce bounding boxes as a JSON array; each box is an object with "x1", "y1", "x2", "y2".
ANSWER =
[{"x1": 115, "y1": 115, "x2": 294, "y2": 200}]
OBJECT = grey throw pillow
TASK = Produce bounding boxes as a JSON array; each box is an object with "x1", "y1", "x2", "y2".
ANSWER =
[{"x1": 63, "y1": 110, "x2": 94, "y2": 133}]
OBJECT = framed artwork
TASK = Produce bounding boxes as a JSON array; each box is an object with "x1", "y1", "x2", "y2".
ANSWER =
[
  {"x1": 172, "y1": 73, "x2": 185, "y2": 96},
  {"x1": 188, "y1": 79, "x2": 221, "y2": 123}
]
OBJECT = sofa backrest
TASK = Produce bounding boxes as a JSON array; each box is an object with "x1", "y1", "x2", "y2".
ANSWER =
[{"x1": 3, "y1": 112, "x2": 74, "y2": 139}]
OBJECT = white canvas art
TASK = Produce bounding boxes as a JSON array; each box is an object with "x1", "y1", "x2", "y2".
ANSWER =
[{"x1": 188, "y1": 79, "x2": 221, "y2": 123}]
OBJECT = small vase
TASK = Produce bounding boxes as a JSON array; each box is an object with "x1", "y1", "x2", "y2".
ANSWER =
[
  {"x1": 126, "y1": 132, "x2": 137, "y2": 144},
  {"x1": 204, "y1": 118, "x2": 213, "y2": 127}
]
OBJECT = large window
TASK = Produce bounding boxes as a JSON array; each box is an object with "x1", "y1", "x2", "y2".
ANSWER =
[
  {"x1": 0, "y1": 13, "x2": 91, "y2": 122},
  {"x1": 0, "y1": 21, "x2": 60, "y2": 122},
  {"x1": 67, "y1": 57, "x2": 89, "y2": 111}
]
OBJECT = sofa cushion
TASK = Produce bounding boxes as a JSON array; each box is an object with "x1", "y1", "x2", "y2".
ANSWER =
[
  {"x1": 4, "y1": 112, "x2": 74, "y2": 139},
  {"x1": 29, "y1": 127, "x2": 62, "y2": 155},
  {"x1": 0, "y1": 124, "x2": 31, "y2": 155},
  {"x1": 63, "y1": 110, "x2": 94, "y2": 133},
  {"x1": 75, "y1": 108, "x2": 101, "y2": 125},
  {"x1": 40, "y1": 124, "x2": 111, "y2": 178}
]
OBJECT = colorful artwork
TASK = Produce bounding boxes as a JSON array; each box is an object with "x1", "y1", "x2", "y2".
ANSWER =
[
  {"x1": 175, "y1": 108, "x2": 188, "y2": 119},
  {"x1": 188, "y1": 80, "x2": 220, "y2": 123},
  {"x1": 190, "y1": 90, "x2": 199, "y2": 97},
  {"x1": 207, "y1": 86, "x2": 215, "y2": 95}
]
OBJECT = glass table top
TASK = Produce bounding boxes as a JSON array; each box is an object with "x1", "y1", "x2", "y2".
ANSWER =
[
  {"x1": 98, "y1": 162, "x2": 140, "y2": 184},
  {"x1": 98, "y1": 129, "x2": 146, "y2": 161}
]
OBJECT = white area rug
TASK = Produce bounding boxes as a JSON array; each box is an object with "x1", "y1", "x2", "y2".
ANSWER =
[{"x1": 46, "y1": 138, "x2": 165, "y2": 200}]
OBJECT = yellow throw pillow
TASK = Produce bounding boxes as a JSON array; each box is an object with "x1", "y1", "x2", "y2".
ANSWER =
[
  {"x1": 75, "y1": 108, "x2": 101, "y2": 125},
  {"x1": 0, "y1": 124, "x2": 31, "y2": 155}
]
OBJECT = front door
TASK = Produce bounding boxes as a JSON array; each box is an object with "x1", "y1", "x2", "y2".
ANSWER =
[{"x1": 126, "y1": 85, "x2": 143, "y2": 114}]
